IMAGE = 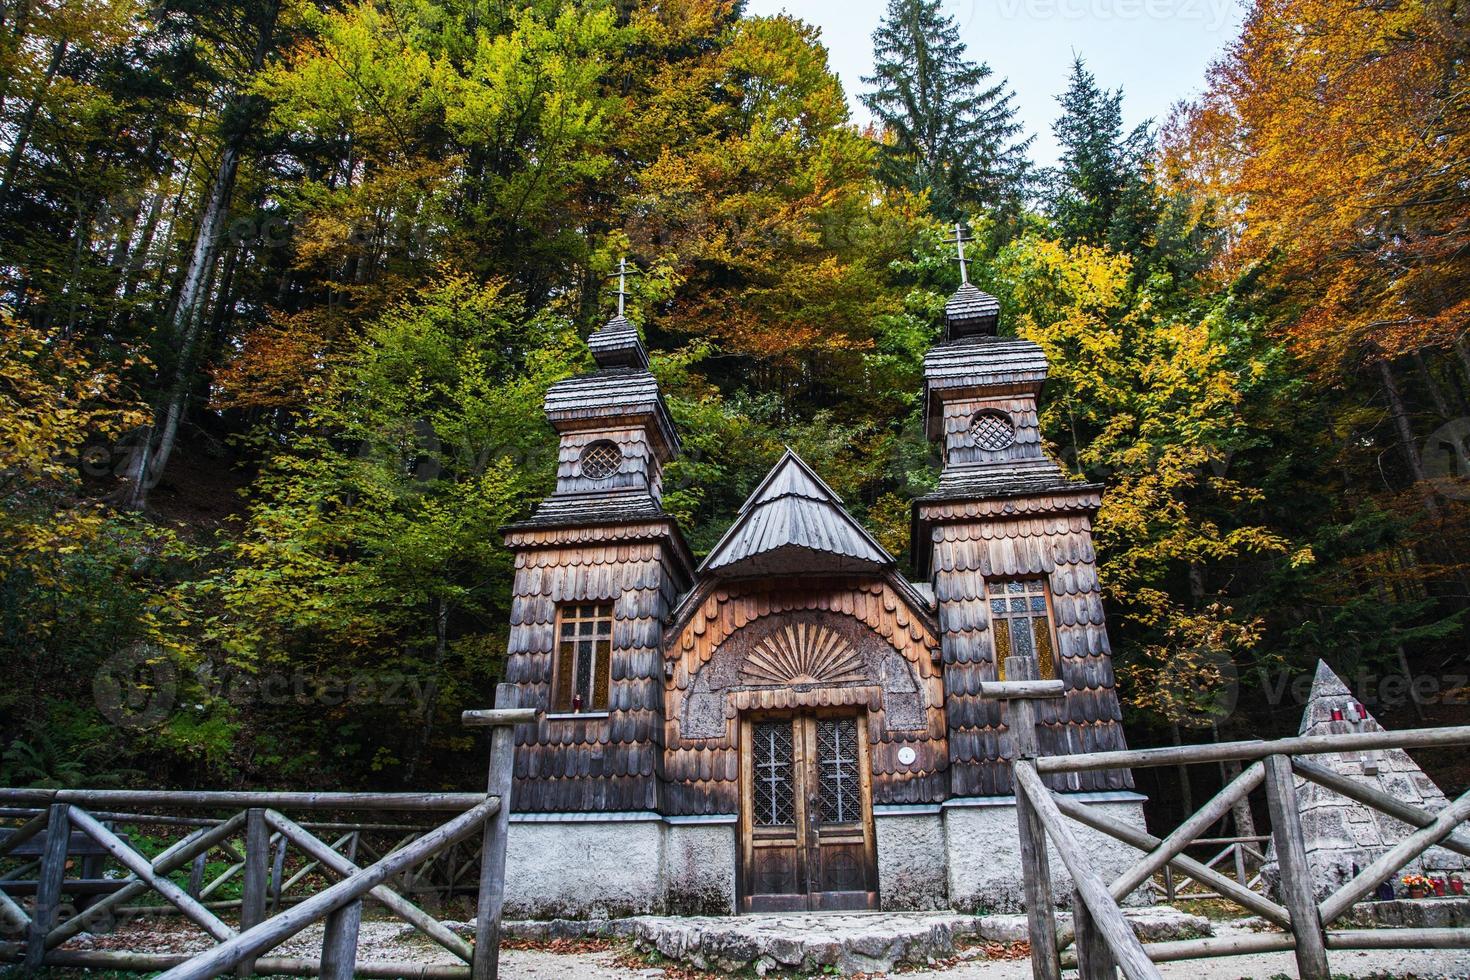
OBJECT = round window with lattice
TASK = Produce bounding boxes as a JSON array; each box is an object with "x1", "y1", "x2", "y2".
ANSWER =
[
  {"x1": 579, "y1": 440, "x2": 623, "y2": 480},
  {"x1": 970, "y1": 410, "x2": 1015, "y2": 452}
]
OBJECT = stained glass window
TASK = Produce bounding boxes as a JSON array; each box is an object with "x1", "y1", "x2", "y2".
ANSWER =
[
  {"x1": 553, "y1": 603, "x2": 613, "y2": 712},
  {"x1": 989, "y1": 579, "x2": 1056, "y2": 681}
]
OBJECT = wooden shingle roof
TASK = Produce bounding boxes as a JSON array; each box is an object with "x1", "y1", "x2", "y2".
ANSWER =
[
  {"x1": 923, "y1": 336, "x2": 1049, "y2": 390},
  {"x1": 587, "y1": 314, "x2": 648, "y2": 369},
  {"x1": 699, "y1": 449, "x2": 894, "y2": 578},
  {"x1": 923, "y1": 336, "x2": 1050, "y2": 440},
  {"x1": 944, "y1": 283, "x2": 1001, "y2": 339},
  {"x1": 542, "y1": 368, "x2": 680, "y2": 458}
]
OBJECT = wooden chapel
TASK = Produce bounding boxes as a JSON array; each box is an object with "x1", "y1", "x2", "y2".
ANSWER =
[{"x1": 494, "y1": 271, "x2": 1139, "y2": 918}]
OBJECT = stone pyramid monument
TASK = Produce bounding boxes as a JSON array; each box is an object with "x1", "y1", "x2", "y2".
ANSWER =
[{"x1": 1263, "y1": 660, "x2": 1467, "y2": 898}]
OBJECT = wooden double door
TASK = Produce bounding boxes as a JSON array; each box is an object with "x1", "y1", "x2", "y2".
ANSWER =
[{"x1": 739, "y1": 713, "x2": 878, "y2": 912}]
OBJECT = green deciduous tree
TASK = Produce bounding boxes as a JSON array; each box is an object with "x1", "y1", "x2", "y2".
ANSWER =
[
  {"x1": 217, "y1": 274, "x2": 578, "y2": 784},
  {"x1": 986, "y1": 234, "x2": 1300, "y2": 726}
]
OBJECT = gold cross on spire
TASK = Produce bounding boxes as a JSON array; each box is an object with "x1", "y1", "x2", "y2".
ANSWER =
[
  {"x1": 606, "y1": 256, "x2": 642, "y2": 317},
  {"x1": 944, "y1": 222, "x2": 974, "y2": 285}
]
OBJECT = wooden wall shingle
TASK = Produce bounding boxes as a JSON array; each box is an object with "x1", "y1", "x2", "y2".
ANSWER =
[
  {"x1": 503, "y1": 522, "x2": 687, "y2": 812},
  {"x1": 941, "y1": 395, "x2": 1044, "y2": 467},
  {"x1": 922, "y1": 497, "x2": 1132, "y2": 796}
]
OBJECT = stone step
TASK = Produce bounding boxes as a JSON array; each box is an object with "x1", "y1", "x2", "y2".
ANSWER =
[
  {"x1": 489, "y1": 905, "x2": 1212, "y2": 975},
  {"x1": 977, "y1": 905, "x2": 1212, "y2": 944}
]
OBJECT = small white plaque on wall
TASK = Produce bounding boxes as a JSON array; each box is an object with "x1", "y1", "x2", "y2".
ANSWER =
[{"x1": 897, "y1": 746, "x2": 917, "y2": 766}]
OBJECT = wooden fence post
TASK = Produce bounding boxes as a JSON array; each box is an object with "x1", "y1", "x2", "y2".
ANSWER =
[
  {"x1": 1263, "y1": 753, "x2": 1328, "y2": 980},
  {"x1": 1073, "y1": 886, "x2": 1117, "y2": 980},
  {"x1": 471, "y1": 683, "x2": 520, "y2": 980},
  {"x1": 998, "y1": 657, "x2": 1062, "y2": 980},
  {"x1": 269, "y1": 834, "x2": 287, "y2": 913},
  {"x1": 76, "y1": 820, "x2": 108, "y2": 915},
  {"x1": 188, "y1": 851, "x2": 207, "y2": 899},
  {"x1": 26, "y1": 802, "x2": 70, "y2": 971},
  {"x1": 238, "y1": 808, "x2": 268, "y2": 977},
  {"x1": 318, "y1": 898, "x2": 362, "y2": 980}
]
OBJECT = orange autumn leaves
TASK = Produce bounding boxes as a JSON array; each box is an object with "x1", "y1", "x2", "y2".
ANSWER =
[{"x1": 1166, "y1": 0, "x2": 1470, "y2": 377}]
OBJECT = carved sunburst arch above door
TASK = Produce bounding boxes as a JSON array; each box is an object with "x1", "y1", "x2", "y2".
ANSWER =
[
  {"x1": 673, "y1": 596, "x2": 942, "y2": 742},
  {"x1": 738, "y1": 623, "x2": 868, "y2": 688}
]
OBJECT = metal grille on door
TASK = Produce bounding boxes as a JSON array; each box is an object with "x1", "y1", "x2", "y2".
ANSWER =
[
  {"x1": 816, "y1": 718, "x2": 860, "y2": 824},
  {"x1": 752, "y1": 721, "x2": 795, "y2": 826}
]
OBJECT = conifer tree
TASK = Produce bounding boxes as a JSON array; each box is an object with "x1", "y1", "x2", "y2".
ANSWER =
[
  {"x1": 1048, "y1": 56, "x2": 1155, "y2": 252},
  {"x1": 861, "y1": 0, "x2": 1030, "y2": 220}
]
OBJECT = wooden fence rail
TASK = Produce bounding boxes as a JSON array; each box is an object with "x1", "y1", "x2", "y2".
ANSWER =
[
  {"x1": 982, "y1": 667, "x2": 1470, "y2": 980},
  {"x1": 0, "y1": 685, "x2": 536, "y2": 980},
  {"x1": 1160, "y1": 836, "x2": 1268, "y2": 902}
]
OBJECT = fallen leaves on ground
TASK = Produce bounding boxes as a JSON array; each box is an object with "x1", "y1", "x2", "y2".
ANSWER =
[{"x1": 500, "y1": 936, "x2": 616, "y2": 954}]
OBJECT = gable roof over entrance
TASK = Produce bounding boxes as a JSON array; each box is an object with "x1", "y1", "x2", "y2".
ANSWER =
[{"x1": 699, "y1": 449, "x2": 894, "y2": 579}]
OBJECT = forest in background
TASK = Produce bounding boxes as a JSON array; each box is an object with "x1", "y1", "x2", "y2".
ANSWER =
[{"x1": 3, "y1": 0, "x2": 1469, "y2": 818}]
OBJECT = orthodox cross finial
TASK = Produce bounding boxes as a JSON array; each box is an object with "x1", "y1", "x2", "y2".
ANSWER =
[
  {"x1": 606, "y1": 256, "x2": 642, "y2": 317},
  {"x1": 944, "y1": 222, "x2": 974, "y2": 285}
]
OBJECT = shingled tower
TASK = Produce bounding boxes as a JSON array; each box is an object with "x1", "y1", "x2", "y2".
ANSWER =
[
  {"x1": 501, "y1": 307, "x2": 693, "y2": 814},
  {"x1": 913, "y1": 278, "x2": 1132, "y2": 796}
]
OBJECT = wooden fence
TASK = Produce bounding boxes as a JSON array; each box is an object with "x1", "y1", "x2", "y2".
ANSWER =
[
  {"x1": 1159, "y1": 836, "x2": 1269, "y2": 902},
  {"x1": 0, "y1": 684, "x2": 534, "y2": 980},
  {"x1": 986, "y1": 657, "x2": 1470, "y2": 980}
]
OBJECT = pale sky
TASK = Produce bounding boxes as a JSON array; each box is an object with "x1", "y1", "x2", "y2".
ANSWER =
[{"x1": 743, "y1": 0, "x2": 1248, "y2": 167}]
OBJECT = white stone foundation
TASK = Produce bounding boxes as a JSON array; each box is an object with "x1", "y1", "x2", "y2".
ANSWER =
[
  {"x1": 664, "y1": 822, "x2": 739, "y2": 914},
  {"x1": 503, "y1": 795, "x2": 1148, "y2": 918},
  {"x1": 504, "y1": 815, "x2": 737, "y2": 919},
  {"x1": 943, "y1": 793, "x2": 1151, "y2": 913},
  {"x1": 875, "y1": 808, "x2": 949, "y2": 910}
]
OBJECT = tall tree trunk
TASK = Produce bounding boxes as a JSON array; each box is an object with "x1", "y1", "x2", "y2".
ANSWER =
[
  {"x1": 1218, "y1": 749, "x2": 1257, "y2": 838},
  {"x1": 62, "y1": 196, "x2": 95, "y2": 336},
  {"x1": 116, "y1": 187, "x2": 165, "y2": 341},
  {"x1": 0, "y1": 0, "x2": 33, "y2": 115},
  {"x1": 1170, "y1": 722, "x2": 1193, "y2": 816},
  {"x1": 108, "y1": 130, "x2": 163, "y2": 270},
  {"x1": 1454, "y1": 334, "x2": 1470, "y2": 394},
  {"x1": 119, "y1": 143, "x2": 241, "y2": 507},
  {"x1": 1414, "y1": 352, "x2": 1453, "y2": 419},
  {"x1": 0, "y1": 38, "x2": 66, "y2": 200},
  {"x1": 1378, "y1": 358, "x2": 1442, "y2": 522},
  {"x1": 404, "y1": 598, "x2": 450, "y2": 784},
  {"x1": 1395, "y1": 637, "x2": 1426, "y2": 723},
  {"x1": 1379, "y1": 358, "x2": 1470, "y2": 608},
  {"x1": 207, "y1": 243, "x2": 240, "y2": 344},
  {"x1": 122, "y1": 189, "x2": 163, "y2": 293},
  {"x1": 120, "y1": 0, "x2": 279, "y2": 508}
]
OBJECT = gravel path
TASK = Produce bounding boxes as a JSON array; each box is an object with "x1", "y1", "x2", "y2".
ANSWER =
[
  {"x1": 66, "y1": 918, "x2": 1470, "y2": 978},
  {"x1": 496, "y1": 939, "x2": 1470, "y2": 979}
]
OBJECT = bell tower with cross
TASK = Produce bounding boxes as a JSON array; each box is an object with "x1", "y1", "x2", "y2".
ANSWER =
[
  {"x1": 912, "y1": 225, "x2": 1134, "y2": 797},
  {"x1": 499, "y1": 254, "x2": 694, "y2": 813}
]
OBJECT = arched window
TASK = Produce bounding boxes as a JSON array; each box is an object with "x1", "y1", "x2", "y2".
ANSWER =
[{"x1": 969, "y1": 409, "x2": 1016, "y2": 452}]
